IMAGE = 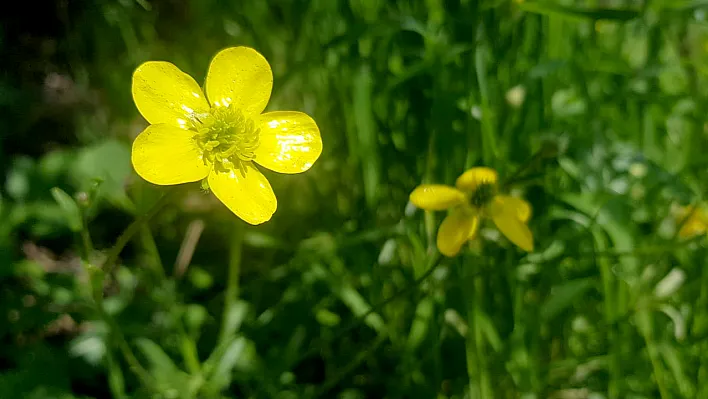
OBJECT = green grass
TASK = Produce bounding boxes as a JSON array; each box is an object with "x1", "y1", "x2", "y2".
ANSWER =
[{"x1": 2, "y1": 0, "x2": 708, "y2": 398}]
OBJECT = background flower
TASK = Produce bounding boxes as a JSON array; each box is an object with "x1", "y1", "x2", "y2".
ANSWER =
[{"x1": 410, "y1": 167, "x2": 533, "y2": 256}]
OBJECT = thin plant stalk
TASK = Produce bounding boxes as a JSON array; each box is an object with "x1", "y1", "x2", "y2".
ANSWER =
[
  {"x1": 219, "y1": 223, "x2": 244, "y2": 344},
  {"x1": 463, "y1": 254, "x2": 493, "y2": 399}
]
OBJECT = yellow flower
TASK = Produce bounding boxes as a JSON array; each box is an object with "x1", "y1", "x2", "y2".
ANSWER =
[
  {"x1": 675, "y1": 205, "x2": 708, "y2": 239},
  {"x1": 131, "y1": 47, "x2": 322, "y2": 224},
  {"x1": 410, "y1": 167, "x2": 534, "y2": 256}
]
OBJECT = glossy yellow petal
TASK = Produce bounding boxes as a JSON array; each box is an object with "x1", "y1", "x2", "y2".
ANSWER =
[
  {"x1": 132, "y1": 61, "x2": 209, "y2": 128},
  {"x1": 131, "y1": 124, "x2": 209, "y2": 185},
  {"x1": 436, "y1": 208, "x2": 478, "y2": 257},
  {"x1": 208, "y1": 164, "x2": 277, "y2": 225},
  {"x1": 205, "y1": 47, "x2": 273, "y2": 116},
  {"x1": 456, "y1": 167, "x2": 498, "y2": 192},
  {"x1": 490, "y1": 196, "x2": 534, "y2": 252},
  {"x1": 496, "y1": 195, "x2": 531, "y2": 223},
  {"x1": 254, "y1": 111, "x2": 322, "y2": 173},
  {"x1": 410, "y1": 185, "x2": 466, "y2": 211}
]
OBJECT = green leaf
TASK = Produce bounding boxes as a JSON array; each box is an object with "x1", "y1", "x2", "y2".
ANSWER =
[
  {"x1": 519, "y1": 2, "x2": 640, "y2": 21},
  {"x1": 205, "y1": 337, "x2": 247, "y2": 392},
  {"x1": 406, "y1": 297, "x2": 434, "y2": 351},
  {"x1": 203, "y1": 336, "x2": 256, "y2": 395},
  {"x1": 220, "y1": 300, "x2": 248, "y2": 341},
  {"x1": 541, "y1": 278, "x2": 596, "y2": 320},
  {"x1": 50, "y1": 188, "x2": 82, "y2": 232},
  {"x1": 135, "y1": 338, "x2": 181, "y2": 376},
  {"x1": 659, "y1": 343, "x2": 694, "y2": 397},
  {"x1": 70, "y1": 139, "x2": 133, "y2": 212},
  {"x1": 352, "y1": 64, "x2": 381, "y2": 209}
]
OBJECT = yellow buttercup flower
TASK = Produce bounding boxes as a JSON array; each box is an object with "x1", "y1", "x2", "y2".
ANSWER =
[
  {"x1": 675, "y1": 205, "x2": 708, "y2": 239},
  {"x1": 131, "y1": 47, "x2": 322, "y2": 224},
  {"x1": 410, "y1": 167, "x2": 534, "y2": 256}
]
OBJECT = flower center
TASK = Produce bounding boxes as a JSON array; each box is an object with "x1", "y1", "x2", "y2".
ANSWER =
[
  {"x1": 469, "y1": 182, "x2": 497, "y2": 208},
  {"x1": 194, "y1": 106, "x2": 260, "y2": 174}
]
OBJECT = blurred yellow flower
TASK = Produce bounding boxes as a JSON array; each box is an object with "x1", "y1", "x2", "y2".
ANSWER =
[
  {"x1": 131, "y1": 47, "x2": 322, "y2": 224},
  {"x1": 410, "y1": 167, "x2": 533, "y2": 256},
  {"x1": 676, "y1": 205, "x2": 708, "y2": 239}
]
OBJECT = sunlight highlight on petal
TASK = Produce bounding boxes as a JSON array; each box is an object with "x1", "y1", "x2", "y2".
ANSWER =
[
  {"x1": 132, "y1": 61, "x2": 209, "y2": 127},
  {"x1": 205, "y1": 47, "x2": 273, "y2": 117},
  {"x1": 410, "y1": 185, "x2": 465, "y2": 211},
  {"x1": 254, "y1": 111, "x2": 322, "y2": 174},
  {"x1": 455, "y1": 167, "x2": 498, "y2": 192},
  {"x1": 208, "y1": 163, "x2": 277, "y2": 225}
]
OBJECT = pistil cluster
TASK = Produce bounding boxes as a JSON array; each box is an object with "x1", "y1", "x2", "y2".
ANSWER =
[{"x1": 194, "y1": 106, "x2": 260, "y2": 175}]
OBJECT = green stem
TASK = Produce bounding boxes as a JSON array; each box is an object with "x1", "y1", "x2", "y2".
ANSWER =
[
  {"x1": 117, "y1": 334, "x2": 155, "y2": 387},
  {"x1": 102, "y1": 187, "x2": 177, "y2": 274},
  {"x1": 105, "y1": 344, "x2": 127, "y2": 399},
  {"x1": 475, "y1": 44, "x2": 498, "y2": 166},
  {"x1": 288, "y1": 253, "x2": 441, "y2": 370},
  {"x1": 180, "y1": 329, "x2": 202, "y2": 375},
  {"x1": 140, "y1": 225, "x2": 166, "y2": 279},
  {"x1": 593, "y1": 229, "x2": 620, "y2": 398},
  {"x1": 80, "y1": 227, "x2": 94, "y2": 263},
  {"x1": 83, "y1": 187, "x2": 177, "y2": 392},
  {"x1": 84, "y1": 263, "x2": 155, "y2": 389},
  {"x1": 219, "y1": 223, "x2": 245, "y2": 344},
  {"x1": 637, "y1": 309, "x2": 670, "y2": 399},
  {"x1": 463, "y1": 255, "x2": 493, "y2": 399},
  {"x1": 78, "y1": 200, "x2": 132, "y2": 396}
]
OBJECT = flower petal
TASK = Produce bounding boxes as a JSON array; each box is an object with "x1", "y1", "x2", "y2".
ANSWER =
[
  {"x1": 676, "y1": 205, "x2": 708, "y2": 238},
  {"x1": 436, "y1": 208, "x2": 478, "y2": 257},
  {"x1": 254, "y1": 111, "x2": 322, "y2": 174},
  {"x1": 679, "y1": 219, "x2": 706, "y2": 238},
  {"x1": 455, "y1": 167, "x2": 498, "y2": 192},
  {"x1": 208, "y1": 164, "x2": 277, "y2": 225},
  {"x1": 410, "y1": 185, "x2": 466, "y2": 211},
  {"x1": 490, "y1": 196, "x2": 534, "y2": 252},
  {"x1": 205, "y1": 47, "x2": 273, "y2": 116},
  {"x1": 132, "y1": 61, "x2": 209, "y2": 128},
  {"x1": 131, "y1": 124, "x2": 209, "y2": 185},
  {"x1": 496, "y1": 195, "x2": 531, "y2": 223}
]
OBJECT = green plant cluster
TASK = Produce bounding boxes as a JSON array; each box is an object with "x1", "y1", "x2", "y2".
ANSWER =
[{"x1": 2, "y1": 0, "x2": 708, "y2": 398}]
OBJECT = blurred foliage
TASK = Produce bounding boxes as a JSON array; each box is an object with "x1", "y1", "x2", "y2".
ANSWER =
[{"x1": 3, "y1": 0, "x2": 708, "y2": 398}]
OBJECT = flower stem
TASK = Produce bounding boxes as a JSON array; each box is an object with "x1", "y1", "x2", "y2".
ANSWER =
[
  {"x1": 219, "y1": 223, "x2": 244, "y2": 344},
  {"x1": 78, "y1": 207, "x2": 131, "y2": 397},
  {"x1": 104, "y1": 344, "x2": 127, "y2": 399},
  {"x1": 102, "y1": 187, "x2": 177, "y2": 274},
  {"x1": 463, "y1": 254, "x2": 493, "y2": 399},
  {"x1": 84, "y1": 260, "x2": 155, "y2": 390},
  {"x1": 84, "y1": 186, "x2": 177, "y2": 392},
  {"x1": 637, "y1": 308, "x2": 670, "y2": 399}
]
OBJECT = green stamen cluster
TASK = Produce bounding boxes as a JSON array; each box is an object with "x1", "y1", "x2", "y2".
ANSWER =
[
  {"x1": 469, "y1": 183, "x2": 497, "y2": 208},
  {"x1": 195, "y1": 106, "x2": 260, "y2": 174}
]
